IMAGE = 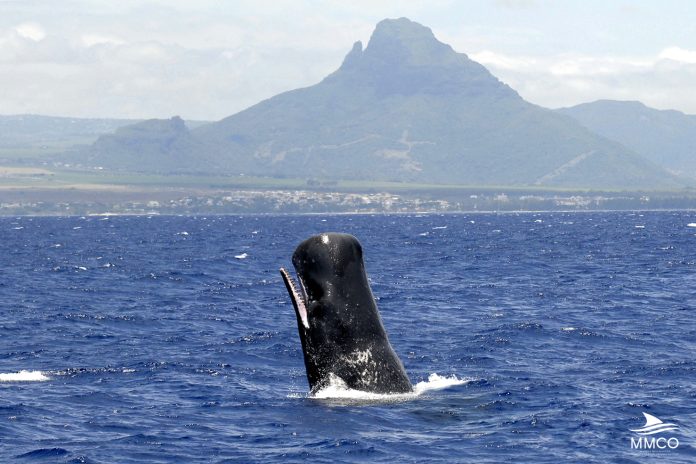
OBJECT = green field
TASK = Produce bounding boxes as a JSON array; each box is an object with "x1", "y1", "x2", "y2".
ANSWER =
[{"x1": 2, "y1": 166, "x2": 695, "y2": 197}]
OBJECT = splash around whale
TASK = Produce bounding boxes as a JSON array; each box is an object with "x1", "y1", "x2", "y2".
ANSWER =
[
  {"x1": 307, "y1": 373, "x2": 471, "y2": 403},
  {"x1": 280, "y1": 233, "x2": 413, "y2": 395}
]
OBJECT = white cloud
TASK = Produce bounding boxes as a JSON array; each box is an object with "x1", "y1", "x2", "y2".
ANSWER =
[
  {"x1": 14, "y1": 22, "x2": 46, "y2": 41},
  {"x1": 469, "y1": 50, "x2": 538, "y2": 71},
  {"x1": 658, "y1": 46, "x2": 696, "y2": 64},
  {"x1": 0, "y1": 28, "x2": 345, "y2": 120},
  {"x1": 493, "y1": 0, "x2": 538, "y2": 9},
  {"x1": 471, "y1": 48, "x2": 696, "y2": 113},
  {"x1": 81, "y1": 34, "x2": 125, "y2": 47}
]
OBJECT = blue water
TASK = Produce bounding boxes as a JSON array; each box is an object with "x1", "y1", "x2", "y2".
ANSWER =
[{"x1": 1, "y1": 212, "x2": 695, "y2": 463}]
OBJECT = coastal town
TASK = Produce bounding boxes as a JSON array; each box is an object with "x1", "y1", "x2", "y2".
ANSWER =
[{"x1": 0, "y1": 186, "x2": 688, "y2": 216}]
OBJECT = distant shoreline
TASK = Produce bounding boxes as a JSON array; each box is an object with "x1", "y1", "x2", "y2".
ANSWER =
[{"x1": 2, "y1": 169, "x2": 696, "y2": 216}]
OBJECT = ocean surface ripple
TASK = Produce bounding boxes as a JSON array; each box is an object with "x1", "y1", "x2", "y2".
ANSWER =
[{"x1": 1, "y1": 212, "x2": 695, "y2": 462}]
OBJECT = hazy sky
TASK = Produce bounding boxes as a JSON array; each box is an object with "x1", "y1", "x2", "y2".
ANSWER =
[{"x1": 2, "y1": 0, "x2": 696, "y2": 120}]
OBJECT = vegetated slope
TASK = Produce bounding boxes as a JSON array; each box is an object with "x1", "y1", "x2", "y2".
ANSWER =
[{"x1": 558, "y1": 100, "x2": 696, "y2": 180}]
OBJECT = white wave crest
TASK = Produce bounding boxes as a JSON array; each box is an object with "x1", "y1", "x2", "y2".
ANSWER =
[
  {"x1": 413, "y1": 373, "x2": 470, "y2": 394},
  {"x1": 310, "y1": 373, "x2": 470, "y2": 401},
  {"x1": 0, "y1": 370, "x2": 50, "y2": 382}
]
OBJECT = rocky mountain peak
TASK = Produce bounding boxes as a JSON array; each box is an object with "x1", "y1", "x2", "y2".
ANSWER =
[{"x1": 332, "y1": 17, "x2": 513, "y2": 98}]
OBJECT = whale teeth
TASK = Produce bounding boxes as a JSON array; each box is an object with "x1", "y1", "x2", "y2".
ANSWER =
[{"x1": 280, "y1": 268, "x2": 310, "y2": 329}]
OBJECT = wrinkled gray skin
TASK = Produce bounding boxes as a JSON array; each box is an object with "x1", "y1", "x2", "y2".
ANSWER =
[{"x1": 280, "y1": 233, "x2": 412, "y2": 394}]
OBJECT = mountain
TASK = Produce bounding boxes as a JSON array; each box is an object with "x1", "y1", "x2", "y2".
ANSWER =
[
  {"x1": 82, "y1": 116, "x2": 217, "y2": 173},
  {"x1": 84, "y1": 18, "x2": 680, "y2": 189},
  {"x1": 558, "y1": 100, "x2": 696, "y2": 179}
]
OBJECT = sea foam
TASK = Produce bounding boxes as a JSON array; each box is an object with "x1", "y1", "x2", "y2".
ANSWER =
[
  {"x1": 0, "y1": 370, "x2": 50, "y2": 382},
  {"x1": 308, "y1": 373, "x2": 470, "y2": 402}
]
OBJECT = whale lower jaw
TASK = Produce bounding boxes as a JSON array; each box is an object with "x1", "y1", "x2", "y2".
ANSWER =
[{"x1": 280, "y1": 267, "x2": 309, "y2": 329}]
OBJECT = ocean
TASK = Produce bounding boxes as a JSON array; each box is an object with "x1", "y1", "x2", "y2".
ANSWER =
[{"x1": 1, "y1": 212, "x2": 695, "y2": 463}]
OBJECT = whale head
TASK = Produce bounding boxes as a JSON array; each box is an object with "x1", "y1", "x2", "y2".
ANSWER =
[{"x1": 280, "y1": 233, "x2": 411, "y2": 394}]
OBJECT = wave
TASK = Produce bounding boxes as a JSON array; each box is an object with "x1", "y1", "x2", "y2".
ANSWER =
[
  {"x1": 0, "y1": 370, "x2": 50, "y2": 382},
  {"x1": 308, "y1": 373, "x2": 470, "y2": 402}
]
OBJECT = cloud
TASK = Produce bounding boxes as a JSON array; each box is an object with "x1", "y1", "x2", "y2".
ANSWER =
[
  {"x1": 81, "y1": 34, "x2": 125, "y2": 47},
  {"x1": 14, "y1": 22, "x2": 45, "y2": 41},
  {"x1": 0, "y1": 26, "x2": 346, "y2": 120},
  {"x1": 493, "y1": 0, "x2": 538, "y2": 9},
  {"x1": 659, "y1": 46, "x2": 696, "y2": 64},
  {"x1": 469, "y1": 50, "x2": 538, "y2": 71},
  {"x1": 0, "y1": 1, "x2": 380, "y2": 119},
  {"x1": 470, "y1": 48, "x2": 696, "y2": 113}
]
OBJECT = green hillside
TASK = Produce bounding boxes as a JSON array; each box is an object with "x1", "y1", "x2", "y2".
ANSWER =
[{"x1": 558, "y1": 100, "x2": 696, "y2": 179}]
